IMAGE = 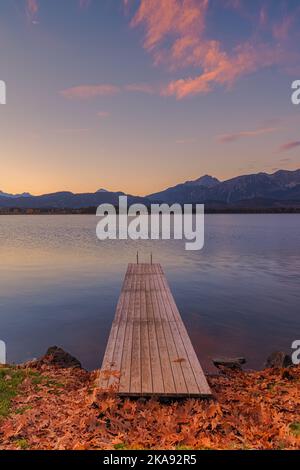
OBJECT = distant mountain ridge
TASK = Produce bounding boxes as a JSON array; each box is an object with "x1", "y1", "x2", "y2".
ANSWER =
[
  {"x1": 0, "y1": 190, "x2": 32, "y2": 199},
  {"x1": 148, "y1": 169, "x2": 300, "y2": 206},
  {"x1": 1, "y1": 169, "x2": 300, "y2": 210},
  {"x1": 184, "y1": 175, "x2": 220, "y2": 188},
  {"x1": 0, "y1": 190, "x2": 147, "y2": 210}
]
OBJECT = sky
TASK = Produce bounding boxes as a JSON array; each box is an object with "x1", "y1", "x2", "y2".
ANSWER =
[{"x1": 0, "y1": 0, "x2": 300, "y2": 196}]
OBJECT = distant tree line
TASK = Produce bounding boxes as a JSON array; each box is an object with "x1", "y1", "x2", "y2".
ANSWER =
[{"x1": 1, "y1": 206, "x2": 300, "y2": 215}]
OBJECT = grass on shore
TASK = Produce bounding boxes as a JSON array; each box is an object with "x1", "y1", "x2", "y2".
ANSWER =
[
  {"x1": 0, "y1": 367, "x2": 27, "y2": 419},
  {"x1": 290, "y1": 422, "x2": 300, "y2": 437},
  {"x1": 0, "y1": 365, "x2": 62, "y2": 420}
]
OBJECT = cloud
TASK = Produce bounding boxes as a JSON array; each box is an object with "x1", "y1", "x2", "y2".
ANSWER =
[
  {"x1": 278, "y1": 141, "x2": 300, "y2": 153},
  {"x1": 259, "y1": 5, "x2": 268, "y2": 27},
  {"x1": 130, "y1": 0, "x2": 208, "y2": 52},
  {"x1": 125, "y1": 83, "x2": 156, "y2": 94},
  {"x1": 97, "y1": 111, "x2": 110, "y2": 118},
  {"x1": 26, "y1": 0, "x2": 39, "y2": 22},
  {"x1": 272, "y1": 15, "x2": 294, "y2": 41},
  {"x1": 176, "y1": 139, "x2": 196, "y2": 145},
  {"x1": 61, "y1": 84, "x2": 121, "y2": 99},
  {"x1": 163, "y1": 42, "x2": 282, "y2": 98},
  {"x1": 53, "y1": 128, "x2": 90, "y2": 135},
  {"x1": 123, "y1": 0, "x2": 135, "y2": 14},
  {"x1": 79, "y1": 0, "x2": 91, "y2": 9},
  {"x1": 25, "y1": 0, "x2": 91, "y2": 23},
  {"x1": 61, "y1": 83, "x2": 156, "y2": 100},
  {"x1": 128, "y1": 0, "x2": 297, "y2": 99},
  {"x1": 218, "y1": 127, "x2": 278, "y2": 143}
]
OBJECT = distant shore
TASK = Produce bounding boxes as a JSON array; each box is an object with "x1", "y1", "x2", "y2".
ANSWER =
[{"x1": 1, "y1": 207, "x2": 300, "y2": 215}]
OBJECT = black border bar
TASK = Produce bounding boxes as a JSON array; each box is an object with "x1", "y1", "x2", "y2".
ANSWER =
[{"x1": 0, "y1": 450, "x2": 299, "y2": 466}]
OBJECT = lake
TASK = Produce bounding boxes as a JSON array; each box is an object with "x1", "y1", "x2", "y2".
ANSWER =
[{"x1": 0, "y1": 214, "x2": 299, "y2": 371}]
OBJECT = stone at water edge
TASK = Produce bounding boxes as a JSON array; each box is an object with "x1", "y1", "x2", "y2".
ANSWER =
[
  {"x1": 212, "y1": 357, "x2": 246, "y2": 370},
  {"x1": 265, "y1": 351, "x2": 292, "y2": 369},
  {"x1": 42, "y1": 346, "x2": 82, "y2": 369}
]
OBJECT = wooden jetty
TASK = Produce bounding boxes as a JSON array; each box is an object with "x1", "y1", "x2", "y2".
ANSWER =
[{"x1": 99, "y1": 263, "x2": 212, "y2": 398}]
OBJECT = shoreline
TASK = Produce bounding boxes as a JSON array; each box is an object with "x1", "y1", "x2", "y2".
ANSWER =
[
  {"x1": 1, "y1": 208, "x2": 300, "y2": 215},
  {"x1": 1, "y1": 348, "x2": 299, "y2": 450}
]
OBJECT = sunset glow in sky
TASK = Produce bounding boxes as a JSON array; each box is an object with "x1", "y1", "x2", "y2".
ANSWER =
[{"x1": 1, "y1": 0, "x2": 300, "y2": 196}]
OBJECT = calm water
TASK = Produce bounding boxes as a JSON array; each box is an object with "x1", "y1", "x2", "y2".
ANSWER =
[{"x1": 0, "y1": 214, "x2": 299, "y2": 371}]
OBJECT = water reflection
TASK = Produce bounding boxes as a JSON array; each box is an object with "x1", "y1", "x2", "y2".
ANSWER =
[{"x1": 0, "y1": 214, "x2": 299, "y2": 371}]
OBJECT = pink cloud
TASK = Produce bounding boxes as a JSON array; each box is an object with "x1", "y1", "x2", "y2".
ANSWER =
[
  {"x1": 61, "y1": 84, "x2": 121, "y2": 99},
  {"x1": 125, "y1": 83, "x2": 156, "y2": 94},
  {"x1": 218, "y1": 127, "x2": 278, "y2": 143},
  {"x1": 61, "y1": 83, "x2": 157, "y2": 100},
  {"x1": 131, "y1": 0, "x2": 208, "y2": 53},
  {"x1": 97, "y1": 111, "x2": 110, "y2": 118},
  {"x1": 79, "y1": 0, "x2": 91, "y2": 9},
  {"x1": 128, "y1": 0, "x2": 295, "y2": 99},
  {"x1": 259, "y1": 6, "x2": 268, "y2": 27},
  {"x1": 272, "y1": 15, "x2": 294, "y2": 41},
  {"x1": 163, "y1": 42, "x2": 282, "y2": 99},
  {"x1": 223, "y1": 0, "x2": 241, "y2": 9},
  {"x1": 279, "y1": 141, "x2": 300, "y2": 153},
  {"x1": 26, "y1": 0, "x2": 39, "y2": 22},
  {"x1": 54, "y1": 128, "x2": 90, "y2": 134},
  {"x1": 25, "y1": 0, "x2": 91, "y2": 21},
  {"x1": 176, "y1": 139, "x2": 196, "y2": 145}
]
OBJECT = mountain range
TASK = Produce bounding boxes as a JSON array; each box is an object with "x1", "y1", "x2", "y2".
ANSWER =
[
  {"x1": 148, "y1": 170, "x2": 300, "y2": 206},
  {"x1": 0, "y1": 190, "x2": 32, "y2": 199},
  {"x1": 1, "y1": 169, "x2": 300, "y2": 211}
]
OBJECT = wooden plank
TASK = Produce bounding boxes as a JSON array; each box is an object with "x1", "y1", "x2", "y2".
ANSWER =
[
  {"x1": 151, "y1": 290, "x2": 176, "y2": 394},
  {"x1": 99, "y1": 266, "x2": 132, "y2": 390},
  {"x1": 140, "y1": 283, "x2": 153, "y2": 394},
  {"x1": 118, "y1": 277, "x2": 135, "y2": 393},
  {"x1": 159, "y1": 273, "x2": 212, "y2": 396},
  {"x1": 156, "y1": 274, "x2": 199, "y2": 395},
  {"x1": 130, "y1": 276, "x2": 141, "y2": 394},
  {"x1": 145, "y1": 274, "x2": 164, "y2": 394},
  {"x1": 106, "y1": 290, "x2": 130, "y2": 389},
  {"x1": 99, "y1": 263, "x2": 212, "y2": 398},
  {"x1": 153, "y1": 275, "x2": 188, "y2": 395},
  {"x1": 99, "y1": 284, "x2": 128, "y2": 390}
]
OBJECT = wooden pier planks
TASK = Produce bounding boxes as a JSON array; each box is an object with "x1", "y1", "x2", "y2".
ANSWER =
[{"x1": 99, "y1": 264, "x2": 212, "y2": 398}]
